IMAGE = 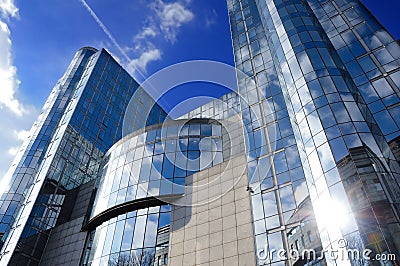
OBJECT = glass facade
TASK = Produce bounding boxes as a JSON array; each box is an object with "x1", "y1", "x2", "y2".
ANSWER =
[
  {"x1": 307, "y1": 0, "x2": 400, "y2": 142},
  {"x1": 225, "y1": 1, "x2": 317, "y2": 265},
  {"x1": 0, "y1": 48, "x2": 167, "y2": 265},
  {"x1": 223, "y1": 0, "x2": 400, "y2": 264},
  {"x1": 83, "y1": 118, "x2": 227, "y2": 265},
  {"x1": 84, "y1": 205, "x2": 172, "y2": 266},
  {"x1": 0, "y1": 48, "x2": 95, "y2": 242},
  {"x1": 183, "y1": 0, "x2": 400, "y2": 265},
  {"x1": 179, "y1": 92, "x2": 241, "y2": 120},
  {"x1": 91, "y1": 119, "x2": 224, "y2": 219}
]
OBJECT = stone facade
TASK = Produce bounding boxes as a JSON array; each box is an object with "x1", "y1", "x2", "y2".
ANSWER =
[{"x1": 169, "y1": 156, "x2": 256, "y2": 266}]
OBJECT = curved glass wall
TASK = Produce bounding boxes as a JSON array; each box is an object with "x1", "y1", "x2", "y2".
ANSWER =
[
  {"x1": 84, "y1": 118, "x2": 226, "y2": 265},
  {"x1": 84, "y1": 206, "x2": 171, "y2": 266},
  {"x1": 308, "y1": 0, "x2": 400, "y2": 143},
  {"x1": 226, "y1": 1, "x2": 316, "y2": 265},
  {"x1": 226, "y1": 0, "x2": 400, "y2": 264},
  {"x1": 90, "y1": 119, "x2": 224, "y2": 219},
  {"x1": 253, "y1": 0, "x2": 400, "y2": 262}
]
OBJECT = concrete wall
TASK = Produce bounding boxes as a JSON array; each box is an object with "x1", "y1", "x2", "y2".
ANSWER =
[{"x1": 168, "y1": 155, "x2": 256, "y2": 266}]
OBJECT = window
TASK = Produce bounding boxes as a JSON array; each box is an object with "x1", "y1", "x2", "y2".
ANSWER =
[
  {"x1": 307, "y1": 230, "x2": 315, "y2": 242},
  {"x1": 238, "y1": 26, "x2": 246, "y2": 38},
  {"x1": 243, "y1": 7, "x2": 250, "y2": 18}
]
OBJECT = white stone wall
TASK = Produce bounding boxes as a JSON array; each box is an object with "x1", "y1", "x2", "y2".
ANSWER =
[{"x1": 168, "y1": 155, "x2": 256, "y2": 266}]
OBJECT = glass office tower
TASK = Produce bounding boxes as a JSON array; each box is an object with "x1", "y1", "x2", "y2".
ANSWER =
[
  {"x1": 223, "y1": 0, "x2": 400, "y2": 265},
  {"x1": 0, "y1": 47, "x2": 167, "y2": 265},
  {"x1": 186, "y1": 0, "x2": 400, "y2": 264}
]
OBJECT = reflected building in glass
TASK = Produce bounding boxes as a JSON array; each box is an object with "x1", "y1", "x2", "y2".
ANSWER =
[
  {"x1": 221, "y1": 0, "x2": 400, "y2": 265},
  {"x1": 1, "y1": 0, "x2": 400, "y2": 265}
]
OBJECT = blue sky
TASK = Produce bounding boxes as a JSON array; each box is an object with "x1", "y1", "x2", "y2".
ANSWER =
[{"x1": 0, "y1": 0, "x2": 399, "y2": 178}]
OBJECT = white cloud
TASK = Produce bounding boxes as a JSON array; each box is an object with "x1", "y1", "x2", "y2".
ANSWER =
[
  {"x1": 0, "y1": 0, "x2": 24, "y2": 116},
  {"x1": 0, "y1": 0, "x2": 18, "y2": 19},
  {"x1": 205, "y1": 8, "x2": 218, "y2": 28},
  {"x1": 134, "y1": 26, "x2": 158, "y2": 41},
  {"x1": 7, "y1": 146, "x2": 18, "y2": 156},
  {"x1": 0, "y1": 21, "x2": 25, "y2": 116},
  {"x1": 125, "y1": 0, "x2": 193, "y2": 77},
  {"x1": 294, "y1": 181, "x2": 309, "y2": 204},
  {"x1": 151, "y1": 0, "x2": 194, "y2": 43},
  {"x1": 0, "y1": 106, "x2": 38, "y2": 179},
  {"x1": 80, "y1": 0, "x2": 193, "y2": 78},
  {"x1": 14, "y1": 129, "x2": 30, "y2": 141},
  {"x1": 0, "y1": 0, "x2": 39, "y2": 178},
  {"x1": 127, "y1": 48, "x2": 162, "y2": 73}
]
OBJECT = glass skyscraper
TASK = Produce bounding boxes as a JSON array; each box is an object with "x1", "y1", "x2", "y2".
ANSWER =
[
  {"x1": 224, "y1": 0, "x2": 400, "y2": 265},
  {"x1": 0, "y1": 0, "x2": 400, "y2": 265},
  {"x1": 0, "y1": 48, "x2": 167, "y2": 265}
]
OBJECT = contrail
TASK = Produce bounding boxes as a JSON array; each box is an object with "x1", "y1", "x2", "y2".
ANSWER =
[{"x1": 78, "y1": 0, "x2": 146, "y2": 80}]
